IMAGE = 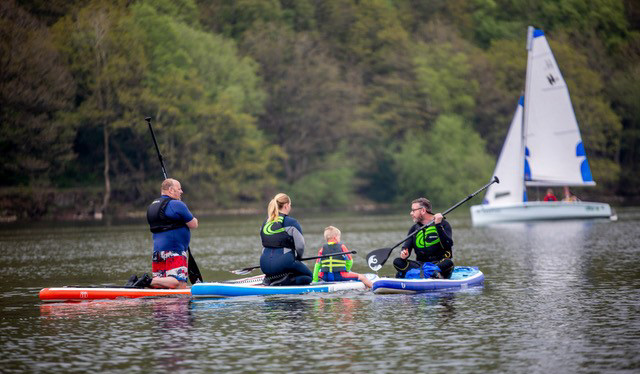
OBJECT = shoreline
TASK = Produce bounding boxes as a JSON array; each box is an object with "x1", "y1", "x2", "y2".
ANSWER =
[{"x1": 0, "y1": 186, "x2": 634, "y2": 224}]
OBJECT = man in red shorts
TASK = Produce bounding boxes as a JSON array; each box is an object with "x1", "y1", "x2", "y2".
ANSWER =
[{"x1": 136, "y1": 178, "x2": 198, "y2": 289}]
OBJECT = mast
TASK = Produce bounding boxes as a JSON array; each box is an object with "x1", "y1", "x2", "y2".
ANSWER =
[{"x1": 520, "y1": 26, "x2": 535, "y2": 201}]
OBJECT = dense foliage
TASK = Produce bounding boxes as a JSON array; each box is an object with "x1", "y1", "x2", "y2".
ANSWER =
[{"x1": 1, "y1": 0, "x2": 639, "y2": 218}]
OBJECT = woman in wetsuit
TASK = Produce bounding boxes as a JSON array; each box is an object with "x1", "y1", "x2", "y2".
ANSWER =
[{"x1": 259, "y1": 193, "x2": 313, "y2": 286}]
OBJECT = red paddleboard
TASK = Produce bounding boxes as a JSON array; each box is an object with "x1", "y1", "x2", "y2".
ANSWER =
[
  {"x1": 39, "y1": 287, "x2": 191, "y2": 302},
  {"x1": 39, "y1": 275, "x2": 266, "y2": 302}
]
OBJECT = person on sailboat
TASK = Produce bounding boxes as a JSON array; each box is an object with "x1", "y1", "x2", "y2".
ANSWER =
[
  {"x1": 259, "y1": 193, "x2": 313, "y2": 286},
  {"x1": 543, "y1": 188, "x2": 558, "y2": 202},
  {"x1": 562, "y1": 186, "x2": 578, "y2": 202},
  {"x1": 392, "y1": 198, "x2": 454, "y2": 279},
  {"x1": 136, "y1": 178, "x2": 198, "y2": 289}
]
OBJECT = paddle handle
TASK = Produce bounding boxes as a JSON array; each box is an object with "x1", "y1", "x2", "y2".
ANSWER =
[{"x1": 145, "y1": 117, "x2": 168, "y2": 180}]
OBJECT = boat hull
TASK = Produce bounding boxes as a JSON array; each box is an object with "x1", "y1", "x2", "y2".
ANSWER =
[
  {"x1": 470, "y1": 201, "x2": 612, "y2": 225},
  {"x1": 372, "y1": 267, "x2": 484, "y2": 294},
  {"x1": 39, "y1": 287, "x2": 191, "y2": 302},
  {"x1": 191, "y1": 280, "x2": 370, "y2": 298}
]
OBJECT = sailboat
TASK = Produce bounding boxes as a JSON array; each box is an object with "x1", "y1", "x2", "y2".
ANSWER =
[{"x1": 470, "y1": 26, "x2": 614, "y2": 225}]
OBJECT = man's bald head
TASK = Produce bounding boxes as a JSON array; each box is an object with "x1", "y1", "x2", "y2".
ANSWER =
[{"x1": 161, "y1": 178, "x2": 183, "y2": 200}]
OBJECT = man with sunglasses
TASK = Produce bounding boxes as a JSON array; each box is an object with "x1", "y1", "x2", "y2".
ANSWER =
[{"x1": 392, "y1": 197, "x2": 454, "y2": 279}]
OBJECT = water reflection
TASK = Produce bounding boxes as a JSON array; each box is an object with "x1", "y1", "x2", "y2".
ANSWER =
[
  {"x1": 373, "y1": 292, "x2": 459, "y2": 325},
  {"x1": 311, "y1": 297, "x2": 361, "y2": 323},
  {"x1": 39, "y1": 298, "x2": 150, "y2": 319},
  {"x1": 151, "y1": 298, "x2": 193, "y2": 330},
  {"x1": 3, "y1": 211, "x2": 639, "y2": 372},
  {"x1": 39, "y1": 297, "x2": 193, "y2": 325}
]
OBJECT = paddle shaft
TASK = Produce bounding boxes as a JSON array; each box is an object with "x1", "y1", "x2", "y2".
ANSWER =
[
  {"x1": 231, "y1": 250, "x2": 357, "y2": 274},
  {"x1": 393, "y1": 176, "x2": 500, "y2": 251},
  {"x1": 145, "y1": 116, "x2": 203, "y2": 284},
  {"x1": 145, "y1": 117, "x2": 168, "y2": 180},
  {"x1": 366, "y1": 176, "x2": 499, "y2": 271}
]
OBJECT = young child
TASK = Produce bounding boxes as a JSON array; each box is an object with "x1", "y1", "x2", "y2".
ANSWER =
[{"x1": 312, "y1": 226, "x2": 373, "y2": 288}]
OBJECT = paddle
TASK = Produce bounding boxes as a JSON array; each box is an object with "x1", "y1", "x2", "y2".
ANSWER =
[
  {"x1": 366, "y1": 176, "x2": 500, "y2": 271},
  {"x1": 230, "y1": 250, "x2": 358, "y2": 275},
  {"x1": 145, "y1": 116, "x2": 204, "y2": 284}
]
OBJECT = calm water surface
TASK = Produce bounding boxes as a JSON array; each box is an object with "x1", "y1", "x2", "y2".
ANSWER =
[{"x1": 1, "y1": 209, "x2": 639, "y2": 373}]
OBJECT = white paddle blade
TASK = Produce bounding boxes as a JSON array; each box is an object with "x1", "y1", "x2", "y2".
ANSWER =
[
  {"x1": 366, "y1": 248, "x2": 392, "y2": 271},
  {"x1": 230, "y1": 268, "x2": 253, "y2": 275},
  {"x1": 368, "y1": 254, "x2": 383, "y2": 271}
]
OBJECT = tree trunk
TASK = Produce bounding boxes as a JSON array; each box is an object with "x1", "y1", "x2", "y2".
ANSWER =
[{"x1": 100, "y1": 124, "x2": 111, "y2": 216}]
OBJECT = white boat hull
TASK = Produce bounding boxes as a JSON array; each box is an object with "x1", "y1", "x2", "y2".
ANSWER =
[{"x1": 470, "y1": 201, "x2": 612, "y2": 225}]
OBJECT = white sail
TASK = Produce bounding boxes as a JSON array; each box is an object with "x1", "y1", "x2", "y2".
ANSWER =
[
  {"x1": 470, "y1": 27, "x2": 612, "y2": 225},
  {"x1": 523, "y1": 27, "x2": 595, "y2": 186},
  {"x1": 483, "y1": 97, "x2": 525, "y2": 205}
]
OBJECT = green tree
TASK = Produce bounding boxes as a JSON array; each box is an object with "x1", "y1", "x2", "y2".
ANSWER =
[
  {"x1": 537, "y1": 0, "x2": 629, "y2": 50},
  {"x1": 609, "y1": 62, "x2": 640, "y2": 197},
  {"x1": 51, "y1": 0, "x2": 147, "y2": 213},
  {"x1": 343, "y1": 0, "x2": 410, "y2": 80},
  {"x1": 241, "y1": 22, "x2": 359, "y2": 185},
  {"x1": 474, "y1": 39, "x2": 526, "y2": 156},
  {"x1": 132, "y1": 1, "x2": 281, "y2": 203},
  {"x1": 391, "y1": 114, "x2": 494, "y2": 206},
  {"x1": 290, "y1": 149, "x2": 356, "y2": 207},
  {"x1": 196, "y1": 0, "x2": 283, "y2": 39},
  {"x1": 413, "y1": 39, "x2": 478, "y2": 121},
  {"x1": 0, "y1": 0, "x2": 75, "y2": 186}
]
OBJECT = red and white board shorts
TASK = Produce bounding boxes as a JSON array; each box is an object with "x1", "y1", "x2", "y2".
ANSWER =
[{"x1": 152, "y1": 250, "x2": 188, "y2": 283}]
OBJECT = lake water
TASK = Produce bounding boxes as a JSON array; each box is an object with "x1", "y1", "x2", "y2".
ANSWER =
[{"x1": 1, "y1": 208, "x2": 639, "y2": 373}]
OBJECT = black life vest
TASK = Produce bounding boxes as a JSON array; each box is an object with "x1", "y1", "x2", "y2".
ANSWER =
[
  {"x1": 260, "y1": 214, "x2": 295, "y2": 249},
  {"x1": 147, "y1": 196, "x2": 187, "y2": 233},
  {"x1": 319, "y1": 242, "x2": 348, "y2": 273},
  {"x1": 410, "y1": 223, "x2": 451, "y2": 263}
]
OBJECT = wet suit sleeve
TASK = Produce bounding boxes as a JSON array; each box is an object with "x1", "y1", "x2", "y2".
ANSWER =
[
  {"x1": 342, "y1": 244, "x2": 353, "y2": 271},
  {"x1": 283, "y1": 216, "x2": 305, "y2": 259},
  {"x1": 312, "y1": 247, "x2": 323, "y2": 282},
  {"x1": 402, "y1": 226, "x2": 416, "y2": 256},
  {"x1": 435, "y1": 220, "x2": 453, "y2": 250}
]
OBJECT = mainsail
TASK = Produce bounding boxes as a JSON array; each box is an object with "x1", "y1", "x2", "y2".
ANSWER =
[
  {"x1": 471, "y1": 27, "x2": 612, "y2": 224},
  {"x1": 523, "y1": 27, "x2": 595, "y2": 187}
]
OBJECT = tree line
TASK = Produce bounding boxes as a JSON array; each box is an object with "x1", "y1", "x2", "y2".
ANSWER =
[{"x1": 1, "y1": 0, "x2": 639, "y2": 219}]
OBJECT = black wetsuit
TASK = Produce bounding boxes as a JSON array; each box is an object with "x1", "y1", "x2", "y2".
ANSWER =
[
  {"x1": 259, "y1": 214, "x2": 313, "y2": 286},
  {"x1": 393, "y1": 219, "x2": 454, "y2": 278}
]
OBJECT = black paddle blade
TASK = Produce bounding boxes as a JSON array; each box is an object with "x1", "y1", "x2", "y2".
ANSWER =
[
  {"x1": 187, "y1": 248, "x2": 203, "y2": 284},
  {"x1": 366, "y1": 247, "x2": 393, "y2": 271}
]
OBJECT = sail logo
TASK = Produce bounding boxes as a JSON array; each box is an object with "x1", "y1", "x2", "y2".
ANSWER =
[
  {"x1": 547, "y1": 74, "x2": 557, "y2": 85},
  {"x1": 495, "y1": 191, "x2": 511, "y2": 199}
]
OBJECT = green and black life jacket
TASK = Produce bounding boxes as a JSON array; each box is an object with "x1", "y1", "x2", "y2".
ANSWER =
[
  {"x1": 319, "y1": 242, "x2": 348, "y2": 273},
  {"x1": 410, "y1": 222, "x2": 452, "y2": 263},
  {"x1": 260, "y1": 214, "x2": 295, "y2": 249}
]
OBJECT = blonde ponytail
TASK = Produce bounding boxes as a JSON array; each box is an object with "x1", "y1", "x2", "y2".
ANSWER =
[{"x1": 267, "y1": 193, "x2": 291, "y2": 222}]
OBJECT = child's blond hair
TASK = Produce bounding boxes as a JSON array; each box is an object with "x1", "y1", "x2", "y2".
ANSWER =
[{"x1": 323, "y1": 226, "x2": 341, "y2": 242}]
